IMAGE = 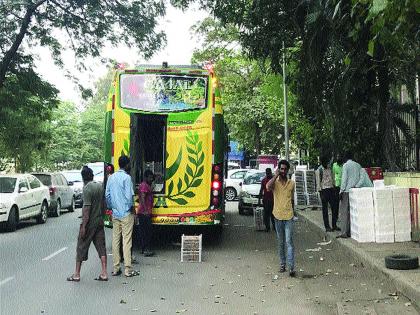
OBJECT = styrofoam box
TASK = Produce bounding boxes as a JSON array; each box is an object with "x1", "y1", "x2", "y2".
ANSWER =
[
  {"x1": 395, "y1": 232, "x2": 411, "y2": 242},
  {"x1": 373, "y1": 180, "x2": 385, "y2": 188},
  {"x1": 392, "y1": 187, "x2": 411, "y2": 241},
  {"x1": 375, "y1": 233, "x2": 394, "y2": 243},
  {"x1": 392, "y1": 187, "x2": 409, "y2": 198},
  {"x1": 351, "y1": 231, "x2": 375, "y2": 243}
]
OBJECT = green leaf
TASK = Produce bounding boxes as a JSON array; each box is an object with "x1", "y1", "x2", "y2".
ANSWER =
[
  {"x1": 196, "y1": 165, "x2": 204, "y2": 177},
  {"x1": 370, "y1": 0, "x2": 388, "y2": 15},
  {"x1": 198, "y1": 152, "x2": 205, "y2": 165},
  {"x1": 186, "y1": 164, "x2": 194, "y2": 177},
  {"x1": 197, "y1": 141, "x2": 202, "y2": 152},
  {"x1": 188, "y1": 156, "x2": 197, "y2": 165},
  {"x1": 172, "y1": 198, "x2": 188, "y2": 205},
  {"x1": 344, "y1": 55, "x2": 351, "y2": 66},
  {"x1": 191, "y1": 178, "x2": 203, "y2": 187},
  {"x1": 184, "y1": 173, "x2": 190, "y2": 186},
  {"x1": 194, "y1": 132, "x2": 199, "y2": 142},
  {"x1": 168, "y1": 180, "x2": 174, "y2": 195},
  {"x1": 166, "y1": 148, "x2": 182, "y2": 180},
  {"x1": 186, "y1": 146, "x2": 195, "y2": 155},
  {"x1": 367, "y1": 40, "x2": 374, "y2": 57},
  {"x1": 184, "y1": 191, "x2": 196, "y2": 198},
  {"x1": 186, "y1": 136, "x2": 195, "y2": 145},
  {"x1": 177, "y1": 178, "x2": 182, "y2": 192}
]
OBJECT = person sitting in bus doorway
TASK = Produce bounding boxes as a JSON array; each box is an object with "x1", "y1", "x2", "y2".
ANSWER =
[
  {"x1": 67, "y1": 166, "x2": 108, "y2": 282},
  {"x1": 259, "y1": 168, "x2": 275, "y2": 232},
  {"x1": 266, "y1": 160, "x2": 296, "y2": 277},
  {"x1": 105, "y1": 156, "x2": 139, "y2": 277},
  {"x1": 137, "y1": 170, "x2": 155, "y2": 257}
]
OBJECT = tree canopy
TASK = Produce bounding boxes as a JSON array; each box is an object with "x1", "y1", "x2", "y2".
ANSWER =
[{"x1": 176, "y1": 0, "x2": 420, "y2": 169}]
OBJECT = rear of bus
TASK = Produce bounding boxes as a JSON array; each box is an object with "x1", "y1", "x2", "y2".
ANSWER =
[{"x1": 104, "y1": 64, "x2": 226, "y2": 230}]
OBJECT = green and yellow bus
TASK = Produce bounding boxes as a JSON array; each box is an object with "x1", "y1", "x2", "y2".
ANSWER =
[{"x1": 103, "y1": 64, "x2": 227, "y2": 229}]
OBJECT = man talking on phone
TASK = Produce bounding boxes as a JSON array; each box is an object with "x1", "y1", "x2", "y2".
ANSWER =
[{"x1": 266, "y1": 160, "x2": 296, "y2": 277}]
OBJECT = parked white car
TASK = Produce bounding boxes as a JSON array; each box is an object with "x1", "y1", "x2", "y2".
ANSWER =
[
  {"x1": 238, "y1": 170, "x2": 265, "y2": 215},
  {"x1": 224, "y1": 168, "x2": 249, "y2": 201},
  {"x1": 0, "y1": 174, "x2": 50, "y2": 232}
]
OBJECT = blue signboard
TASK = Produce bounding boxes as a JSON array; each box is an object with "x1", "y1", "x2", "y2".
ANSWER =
[{"x1": 228, "y1": 141, "x2": 245, "y2": 161}]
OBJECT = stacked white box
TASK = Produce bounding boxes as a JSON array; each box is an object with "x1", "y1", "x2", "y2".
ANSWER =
[
  {"x1": 373, "y1": 187, "x2": 395, "y2": 243},
  {"x1": 392, "y1": 188, "x2": 411, "y2": 242},
  {"x1": 349, "y1": 188, "x2": 375, "y2": 242}
]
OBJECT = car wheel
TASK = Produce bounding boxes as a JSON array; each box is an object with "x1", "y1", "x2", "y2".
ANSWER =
[
  {"x1": 68, "y1": 197, "x2": 75, "y2": 212},
  {"x1": 36, "y1": 201, "x2": 48, "y2": 224},
  {"x1": 225, "y1": 187, "x2": 237, "y2": 201},
  {"x1": 54, "y1": 199, "x2": 61, "y2": 217},
  {"x1": 6, "y1": 206, "x2": 18, "y2": 232},
  {"x1": 385, "y1": 255, "x2": 419, "y2": 270}
]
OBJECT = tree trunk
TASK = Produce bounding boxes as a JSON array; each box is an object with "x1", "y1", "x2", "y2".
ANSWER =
[{"x1": 254, "y1": 122, "x2": 261, "y2": 155}]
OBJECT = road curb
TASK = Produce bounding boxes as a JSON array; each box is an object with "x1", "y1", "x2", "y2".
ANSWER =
[{"x1": 298, "y1": 210, "x2": 420, "y2": 309}]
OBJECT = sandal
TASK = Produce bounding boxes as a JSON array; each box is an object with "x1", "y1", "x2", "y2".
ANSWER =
[
  {"x1": 125, "y1": 270, "x2": 140, "y2": 277},
  {"x1": 67, "y1": 275, "x2": 80, "y2": 282},
  {"x1": 112, "y1": 270, "x2": 122, "y2": 276},
  {"x1": 94, "y1": 275, "x2": 108, "y2": 281}
]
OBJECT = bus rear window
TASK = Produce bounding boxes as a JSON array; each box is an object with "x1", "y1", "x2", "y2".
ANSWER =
[{"x1": 120, "y1": 74, "x2": 208, "y2": 112}]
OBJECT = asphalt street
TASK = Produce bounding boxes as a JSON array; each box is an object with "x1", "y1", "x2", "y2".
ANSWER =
[{"x1": 0, "y1": 202, "x2": 418, "y2": 315}]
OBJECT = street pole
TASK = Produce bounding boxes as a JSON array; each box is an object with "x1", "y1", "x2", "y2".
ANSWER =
[{"x1": 282, "y1": 41, "x2": 289, "y2": 161}]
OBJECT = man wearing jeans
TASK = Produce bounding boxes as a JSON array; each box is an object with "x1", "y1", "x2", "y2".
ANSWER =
[
  {"x1": 267, "y1": 160, "x2": 296, "y2": 277},
  {"x1": 105, "y1": 156, "x2": 139, "y2": 277}
]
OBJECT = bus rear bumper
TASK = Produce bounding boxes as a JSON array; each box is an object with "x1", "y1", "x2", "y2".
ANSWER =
[{"x1": 151, "y1": 209, "x2": 223, "y2": 225}]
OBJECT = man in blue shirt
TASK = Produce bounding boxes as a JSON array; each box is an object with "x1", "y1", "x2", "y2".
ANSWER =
[
  {"x1": 105, "y1": 156, "x2": 139, "y2": 277},
  {"x1": 337, "y1": 151, "x2": 362, "y2": 238}
]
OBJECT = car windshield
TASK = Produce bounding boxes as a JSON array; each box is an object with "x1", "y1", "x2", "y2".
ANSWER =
[
  {"x1": 62, "y1": 171, "x2": 82, "y2": 183},
  {"x1": 32, "y1": 174, "x2": 51, "y2": 186},
  {"x1": 0, "y1": 177, "x2": 17, "y2": 193},
  {"x1": 243, "y1": 172, "x2": 265, "y2": 185}
]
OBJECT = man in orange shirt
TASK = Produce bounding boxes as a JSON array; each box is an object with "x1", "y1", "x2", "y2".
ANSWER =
[{"x1": 267, "y1": 160, "x2": 296, "y2": 277}]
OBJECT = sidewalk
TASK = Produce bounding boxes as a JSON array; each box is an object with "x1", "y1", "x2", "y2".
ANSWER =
[{"x1": 298, "y1": 206, "x2": 420, "y2": 309}]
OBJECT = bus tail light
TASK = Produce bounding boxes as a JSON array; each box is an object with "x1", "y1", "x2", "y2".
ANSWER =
[
  {"x1": 211, "y1": 164, "x2": 223, "y2": 208},
  {"x1": 212, "y1": 180, "x2": 221, "y2": 190}
]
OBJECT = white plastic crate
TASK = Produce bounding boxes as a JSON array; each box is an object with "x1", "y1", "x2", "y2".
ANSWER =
[
  {"x1": 181, "y1": 234, "x2": 202, "y2": 262},
  {"x1": 253, "y1": 206, "x2": 265, "y2": 231}
]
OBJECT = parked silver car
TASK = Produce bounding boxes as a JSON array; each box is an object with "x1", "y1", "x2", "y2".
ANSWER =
[
  {"x1": 62, "y1": 170, "x2": 83, "y2": 208},
  {"x1": 32, "y1": 172, "x2": 75, "y2": 217}
]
